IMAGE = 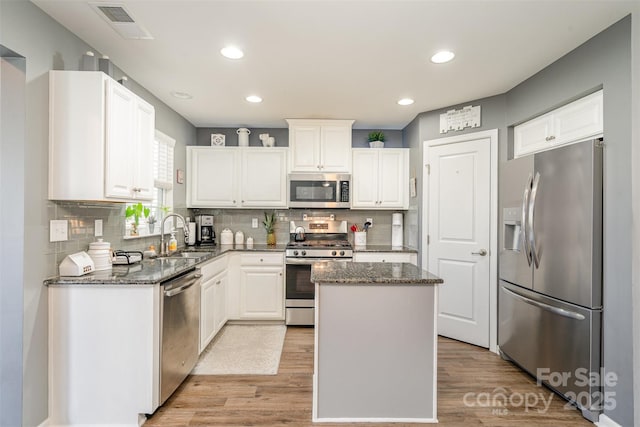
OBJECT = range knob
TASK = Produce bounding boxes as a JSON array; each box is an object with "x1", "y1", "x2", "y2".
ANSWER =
[
  {"x1": 293, "y1": 250, "x2": 299, "y2": 256},
  {"x1": 301, "y1": 250, "x2": 307, "y2": 256},
  {"x1": 340, "y1": 251, "x2": 345, "y2": 256},
  {"x1": 331, "y1": 250, "x2": 337, "y2": 256}
]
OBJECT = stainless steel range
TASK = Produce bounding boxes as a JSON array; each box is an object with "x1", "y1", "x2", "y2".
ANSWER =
[{"x1": 285, "y1": 215, "x2": 352, "y2": 326}]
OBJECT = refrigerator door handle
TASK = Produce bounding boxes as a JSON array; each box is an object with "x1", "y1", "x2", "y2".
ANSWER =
[
  {"x1": 521, "y1": 174, "x2": 533, "y2": 266},
  {"x1": 529, "y1": 172, "x2": 541, "y2": 268},
  {"x1": 502, "y1": 286, "x2": 586, "y2": 320}
]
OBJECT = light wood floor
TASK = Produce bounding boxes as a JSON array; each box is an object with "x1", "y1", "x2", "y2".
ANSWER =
[{"x1": 145, "y1": 327, "x2": 592, "y2": 426}]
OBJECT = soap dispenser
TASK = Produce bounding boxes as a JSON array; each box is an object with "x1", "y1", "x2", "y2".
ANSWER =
[{"x1": 168, "y1": 231, "x2": 178, "y2": 253}]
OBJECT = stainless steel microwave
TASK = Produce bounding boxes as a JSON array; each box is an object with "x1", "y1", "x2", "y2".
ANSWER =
[{"x1": 288, "y1": 173, "x2": 351, "y2": 208}]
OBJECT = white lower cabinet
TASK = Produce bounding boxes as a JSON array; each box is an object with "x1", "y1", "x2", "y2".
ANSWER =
[
  {"x1": 354, "y1": 252, "x2": 417, "y2": 265},
  {"x1": 199, "y1": 256, "x2": 229, "y2": 352},
  {"x1": 238, "y1": 253, "x2": 284, "y2": 320}
]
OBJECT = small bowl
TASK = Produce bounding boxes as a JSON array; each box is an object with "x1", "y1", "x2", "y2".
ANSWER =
[{"x1": 369, "y1": 141, "x2": 384, "y2": 148}]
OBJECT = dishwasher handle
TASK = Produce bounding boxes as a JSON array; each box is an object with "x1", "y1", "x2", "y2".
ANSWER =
[{"x1": 163, "y1": 273, "x2": 201, "y2": 297}]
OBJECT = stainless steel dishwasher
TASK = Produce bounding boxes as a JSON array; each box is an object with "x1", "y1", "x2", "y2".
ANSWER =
[{"x1": 159, "y1": 269, "x2": 201, "y2": 404}]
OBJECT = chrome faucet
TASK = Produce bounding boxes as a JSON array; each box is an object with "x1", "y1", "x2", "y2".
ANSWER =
[{"x1": 160, "y1": 213, "x2": 189, "y2": 256}]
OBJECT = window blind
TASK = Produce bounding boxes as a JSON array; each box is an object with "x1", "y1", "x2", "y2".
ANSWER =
[{"x1": 154, "y1": 131, "x2": 175, "y2": 190}]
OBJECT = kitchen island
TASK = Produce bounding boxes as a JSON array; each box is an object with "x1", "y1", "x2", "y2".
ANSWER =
[{"x1": 311, "y1": 262, "x2": 443, "y2": 423}]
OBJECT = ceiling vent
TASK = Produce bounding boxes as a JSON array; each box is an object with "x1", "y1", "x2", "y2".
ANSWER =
[{"x1": 90, "y1": 2, "x2": 153, "y2": 40}]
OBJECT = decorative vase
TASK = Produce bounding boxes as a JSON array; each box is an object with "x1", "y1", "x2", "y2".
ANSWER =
[
  {"x1": 148, "y1": 223, "x2": 156, "y2": 234},
  {"x1": 266, "y1": 232, "x2": 276, "y2": 246},
  {"x1": 131, "y1": 222, "x2": 139, "y2": 236}
]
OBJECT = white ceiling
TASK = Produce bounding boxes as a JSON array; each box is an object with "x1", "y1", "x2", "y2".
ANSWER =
[{"x1": 32, "y1": 0, "x2": 634, "y2": 129}]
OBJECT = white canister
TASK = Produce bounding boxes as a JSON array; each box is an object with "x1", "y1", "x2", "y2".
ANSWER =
[
  {"x1": 237, "y1": 128, "x2": 250, "y2": 146},
  {"x1": 235, "y1": 230, "x2": 245, "y2": 245},
  {"x1": 87, "y1": 238, "x2": 112, "y2": 270},
  {"x1": 220, "y1": 228, "x2": 234, "y2": 245},
  {"x1": 246, "y1": 236, "x2": 254, "y2": 248}
]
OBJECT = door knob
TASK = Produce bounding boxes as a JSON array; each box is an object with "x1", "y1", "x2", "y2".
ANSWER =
[{"x1": 471, "y1": 249, "x2": 488, "y2": 256}]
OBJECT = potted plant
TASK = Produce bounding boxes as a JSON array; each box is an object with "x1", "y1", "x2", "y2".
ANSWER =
[
  {"x1": 147, "y1": 214, "x2": 157, "y2": 234},
  {"x1": 368, "y1": 131, "x2": 386, "y2": 148},
  {"x1": 125, "y1": 202, "x2": 150, "y2": 236},
  {"x1": 263, "y1": 211, "x2": 277, "y2": 246}
]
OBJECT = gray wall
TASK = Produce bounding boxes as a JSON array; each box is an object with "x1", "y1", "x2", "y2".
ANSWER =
[
  {"x1": 0, "y1": 2, "x2": 196, "y2": 425},
  {"x1": 0, "y1": 49, "x2": 26, "y2": 427},
  {"x1": 196, "y1": 127, "x2": 404, "y2": 148},
  {"x1": 632, "y1": 7, "x2": 640, "y2": 427},
  {"x1": 403, "y1": 15, "x2": 635, "y2": 425}
]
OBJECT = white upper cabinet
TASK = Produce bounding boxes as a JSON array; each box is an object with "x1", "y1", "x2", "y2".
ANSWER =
[
  {"x1": 187, "y1": 147, "x2": 287, "y2": 208},
  {"x1": 287, "y1": 119, "x2": 354, "y2": 172},
  {"x1": 352, "y1": 148, "x2": 409, "y2": 209},
  {"x1": 514, "y1": 90, "x2": 603, "y2": 158},
  {"x1": 49, "y1": 71, "x2": 155, "y2": 202}
]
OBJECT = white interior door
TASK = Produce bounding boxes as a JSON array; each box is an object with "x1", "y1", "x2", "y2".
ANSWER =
[{"x1": 427, "y1": 136, "x2": 491, "y2": 348}]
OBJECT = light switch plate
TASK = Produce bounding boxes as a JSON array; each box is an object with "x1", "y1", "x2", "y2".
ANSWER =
[
  {"x1": 50, "y1": 220, "x2": 68, "y2": 242},
  {"x1": 252, "y1": 218, "x2": 258, "y2": 228},
  {"x1": 95, "y1": 219, "x2": 103, "y2": 237}
]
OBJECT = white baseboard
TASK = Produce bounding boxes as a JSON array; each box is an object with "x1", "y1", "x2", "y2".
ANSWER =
[
  {"x1": 37, "y1": 418, "x2": 50, "y2": 427},
  {"x1": 595, "y1": 414, "x2": 623, "y2": 427}
]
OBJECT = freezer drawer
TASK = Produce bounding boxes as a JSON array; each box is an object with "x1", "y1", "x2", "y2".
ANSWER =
[{"x1": 498, "y1": 281, "x2": 602, "y2": 420}]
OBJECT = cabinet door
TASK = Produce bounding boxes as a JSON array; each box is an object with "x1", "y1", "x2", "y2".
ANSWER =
[
  {"x1": 320, "y1": 125, "x2": 351, "y2": 172},
  {"x1": 241, "y1": 148, "x2": 287, "y2": 207},
  {"x1": 514, "y1": 114, "x2": 553, "y2": 158},
  {"x1": 133, "y1": 99, "x2": 155, "y2": 200},
  {"x1": 105, "y1": 80, "x2": 137, "y2": 199},
  {"x1": 187, "y1": 148, "x2": 239, "y2": 207},
  {"x1": 378, "y1": 149, "x2": 408, "y2": 208},
  {"x1": 290, "y1": 125, "x2": 321, "y2": 171},
  {"x1": 553, "y1": 90, "x2": 603, "y2": 146},
  {"x1": 351, "y1": 149, "x2": 378, "y2": 208},
  {"x1": 200, "y1": 277, "x2": 216, "y2": 353},
  {"x1": 239, "y1": 266, "x2": 284, "y2": 320},
  {"x1": 213, "y1": 272, "x2": 228, "y2": 333}
]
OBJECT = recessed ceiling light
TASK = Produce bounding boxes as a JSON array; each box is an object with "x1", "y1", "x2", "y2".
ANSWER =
[
  {"x1": 431, "y1": 50, "x2": 455, "y2": 64},
  {"x1": 398, "y1": 98, "x2": 414, "y2": 106},
  {"x1": 171, "y1": 91, "x2": 192, "y2": 99},
  {"x1": 246, "y1": 95, "x2": 262, "y2": 103},
  {"x1": 221, "y1": 46, "x2": 244, "y2": 59}
]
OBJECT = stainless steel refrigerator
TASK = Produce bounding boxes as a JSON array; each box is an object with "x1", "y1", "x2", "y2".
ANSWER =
[{"x1": 498, "y1": 139, "x2": 603, "y2": 422}]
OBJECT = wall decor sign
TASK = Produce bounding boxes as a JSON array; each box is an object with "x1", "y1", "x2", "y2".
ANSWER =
[{"x1": 439, "y1": 105, "x2": 481, "y2": 134}]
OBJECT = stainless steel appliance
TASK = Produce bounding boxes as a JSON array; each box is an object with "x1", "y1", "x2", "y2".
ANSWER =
[
  {"x1": 195, "y1": 214, "x2": 215, "y2": 245},
  {"x1": 288, "y1": 173, "x2": 351, "y2": 208},
  {"x1": 159, "y1": 269, "x2": 201, "y2": 404},
  {"x1": 499, "y1": 139, "x2": 603, "y2": 421},
  {"x1": 285, "y1": 215, "x2": 352, "y2": 325}
]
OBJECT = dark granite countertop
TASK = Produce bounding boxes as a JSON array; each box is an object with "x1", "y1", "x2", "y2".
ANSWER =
[
  {"x1": 44, "y1": 244, "x2": 287, "y2": 286},
  {"x1": 311, "y1": 262, "x2": 443, "y2": 285},
  {"x1": 352, "y1": 245, "x2": 417, "y2": 253}
]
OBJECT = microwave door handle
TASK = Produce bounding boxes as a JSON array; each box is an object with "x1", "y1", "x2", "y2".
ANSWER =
[
  {"x1": 529, "y1": 172, "x2": 541, "y2": 268},
  {"x1": 521, "y1": 174, "x2": 533, "y2": 266}
]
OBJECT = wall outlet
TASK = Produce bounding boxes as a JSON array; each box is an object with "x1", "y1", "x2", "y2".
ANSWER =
[
  {"x1": 366, "y1": 217, "x2": 373, "y2": 228},
  {"x1": 50, "y1": 220, "x2": 68, "y2": 242},
  {"x1": 252, "y1": 218, "x2": 258, "y2": 228},
  {"x1": 95, "y1": 219, "x2": 103, "y2": 237}
]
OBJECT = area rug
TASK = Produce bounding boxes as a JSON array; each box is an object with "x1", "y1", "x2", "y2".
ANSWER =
[{"x1": 192, "y1": 325, "x2": 286, "y2": 375}]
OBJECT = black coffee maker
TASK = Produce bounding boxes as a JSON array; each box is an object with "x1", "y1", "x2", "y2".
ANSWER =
[{"x1": 195, "y1": 215, "x2": 216, "y2": 245}]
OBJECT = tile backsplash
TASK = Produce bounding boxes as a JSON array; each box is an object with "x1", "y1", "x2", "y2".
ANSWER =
[{"x1": 48, "y1": 202, "x2": 408, "y2": 278}]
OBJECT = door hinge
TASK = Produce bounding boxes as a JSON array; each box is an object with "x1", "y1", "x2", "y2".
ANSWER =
[
  {"x1": 427, "y1": 235, "x2": 430, "y2": 245},
  {"x1": 426, "y1": 164, "x2": 430, "y2": 175}
]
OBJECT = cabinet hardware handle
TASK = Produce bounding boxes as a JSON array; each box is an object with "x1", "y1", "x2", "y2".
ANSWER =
[
  {"x1": 545, "y1": 135, "x2": 556, "y2": 142},
  {"x1": 233, "y1": 200, "x2": 236, "y2": 203},
  {"x1": 260, "y1": 258, "x2": 264, "y2": 262},
  {"x1": 216, "y1": 280, "x2": 221, "y2": 285}
]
